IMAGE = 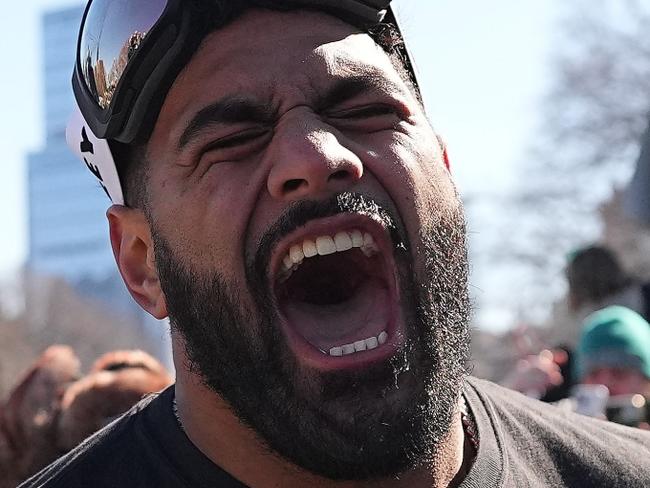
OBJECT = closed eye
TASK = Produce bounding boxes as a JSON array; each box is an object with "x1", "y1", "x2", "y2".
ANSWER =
[
  {"x1": 198, "y1": 127, "x2": 272, "y2": 164},
  {"x1": 197, "y1": 127, "x2": 273, "y2": 174},
  {"x1": 204, "y1": 128, "x2": 270, "y2": 151},
  {"x1": 327, "y1": 104, "x2": 398, "y2": 120},
  {"x1": 325, "y1": 104, "x2": 402, "y2": 134}
]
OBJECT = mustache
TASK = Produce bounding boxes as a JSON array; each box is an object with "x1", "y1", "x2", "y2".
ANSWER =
[{"x1": 246, "y1": 192, "x2": 407, "y2": 287}]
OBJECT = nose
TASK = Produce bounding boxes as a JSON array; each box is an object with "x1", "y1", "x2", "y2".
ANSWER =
[{"x1": 266, "y1": 114, "x2": 363, "y2": 200}]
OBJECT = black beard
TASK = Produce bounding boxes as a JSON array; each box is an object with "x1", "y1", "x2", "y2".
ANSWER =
[{"x1": 153, "y1": 192, "x2": 471, "y2": 481}]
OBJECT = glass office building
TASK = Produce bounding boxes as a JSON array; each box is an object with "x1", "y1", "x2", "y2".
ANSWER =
[
  {"x1": 27, "y1": 6, "x2": 171, "y2": 366},
  {"x1": 28, "y1": 6, "x2": 114, "y2": 283}
]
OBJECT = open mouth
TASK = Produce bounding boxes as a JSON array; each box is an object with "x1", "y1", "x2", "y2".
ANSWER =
[{"x1": 271, "y1": 216, "x2": 401, "y2": 369}]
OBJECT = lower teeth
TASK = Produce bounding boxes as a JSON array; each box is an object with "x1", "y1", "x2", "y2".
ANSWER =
[{"x1": 328, "y1": 331, "x2": 388, "y2": 357}]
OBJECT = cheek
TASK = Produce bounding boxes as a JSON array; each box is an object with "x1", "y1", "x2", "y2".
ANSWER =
[
  {"x1": 149, "y1": 166, "x2": 256, "y2": 276},
  {"x1": 195, "y1": 160, "x2": 257, "y2": 199},
  {"x1": 375, "y1": 127, "x2": 458, "y2": 217}
]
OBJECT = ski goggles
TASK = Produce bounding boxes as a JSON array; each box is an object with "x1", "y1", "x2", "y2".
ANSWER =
[{"x1": 67, "y1": 0, "x2": 419, "y2": 205}]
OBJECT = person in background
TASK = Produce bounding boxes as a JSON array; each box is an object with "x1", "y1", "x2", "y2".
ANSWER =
[
  {"x1": 576, "y1": 306, "x2": 650, "y2": 398},
  {"x1": 55, "y1": 349, "x2": 173, "y2": 451},
  {"x1": 539, "y1": 345, "x2": 575, "y2": 402},
  {"x1": 566, "y1": 245, "x2": 650, "y2": 322},
  {"x1": 0, "y1": 346, "x2": 172, "y2": 487},
  {"x1": 501, "y1": 345, "x2": 573, "y2": 401},
  {"x1": 0, "y1": 346, "x2": 80, "y2": 488},
  {"x1": 574, "y1": 305, "x2": 650, "y2": 429},
  {"x1": 504, "y1": 306, "x2": 650, "y2": 428}
]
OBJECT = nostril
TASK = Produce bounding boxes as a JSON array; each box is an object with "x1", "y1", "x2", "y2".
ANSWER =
[
  {"x1": 283, "y1": 179, "x2": 305, "y2": 194},
  {"x1": 328, "y1": 170, "x2": 349, "y2": 182}
]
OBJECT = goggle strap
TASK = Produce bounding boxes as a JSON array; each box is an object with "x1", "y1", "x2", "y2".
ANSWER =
[{"x1": 67, "y1": 106, "x2": 125, "y2": 205}]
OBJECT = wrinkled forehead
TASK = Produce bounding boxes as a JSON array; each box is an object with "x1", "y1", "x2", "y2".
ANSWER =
[{"x1": 166, "y1": 9, "x2": 401, "y2": 111}]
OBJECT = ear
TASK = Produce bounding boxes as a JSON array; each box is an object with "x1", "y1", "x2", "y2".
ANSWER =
[
  {"x1": 436, "y1": 134, "x2": 451, "y2": 171},
  {"x1": 107, "y1": 205, "x2": 167, "y2": 319}
]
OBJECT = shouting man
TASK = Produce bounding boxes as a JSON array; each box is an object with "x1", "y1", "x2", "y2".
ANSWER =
[{"x1": 23, "y1": 1, "x2": 650, "y2": 487}]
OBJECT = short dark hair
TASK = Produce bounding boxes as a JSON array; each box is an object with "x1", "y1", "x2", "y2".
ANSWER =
[
  {"x1": 566, "y1": 245, "x2": 631, "y2": 309},
  {"x1": 113, "y1": 4, "x2": 421, "y2": 209},
  {"x1": 110, "y1": 140, "x2": 149, "y2": 209}
]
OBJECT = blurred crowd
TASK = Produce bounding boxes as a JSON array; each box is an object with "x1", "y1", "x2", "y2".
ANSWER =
[
  {"x1": 0, "y1": 346, "x2": 171, "y2": 486},
  {"x1": 503, "y1": 244, "x2": 650, "y2": 430}
]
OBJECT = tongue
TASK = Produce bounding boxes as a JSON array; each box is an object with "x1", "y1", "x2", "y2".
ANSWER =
[{"x1": 282, "y1": 277, "x2": 390, "y2": 350}]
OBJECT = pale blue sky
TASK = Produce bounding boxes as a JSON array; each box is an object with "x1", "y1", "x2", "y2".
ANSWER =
[{"x1": 0, "y1": 1, "x2": 558, "y2": 328}]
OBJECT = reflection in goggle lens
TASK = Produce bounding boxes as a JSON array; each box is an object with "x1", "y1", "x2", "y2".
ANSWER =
[{"x1": 79, "y1": 0, "x2": 168, "y2": 109}]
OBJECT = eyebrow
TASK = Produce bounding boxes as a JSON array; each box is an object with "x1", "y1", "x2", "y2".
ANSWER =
[
  {"x1": 178, "y1": 74, "x2": 398, "y2": 149},
  {"x1": 315, "y1": 74, "x2": 397, "y2": 112},
  {"x1": 178, "y1": 97, "x2": 275, "y2": 149}
]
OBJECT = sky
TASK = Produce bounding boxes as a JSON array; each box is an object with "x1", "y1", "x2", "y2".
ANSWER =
[{"x1": 0, "y1": 1, "x2": 559, "y2": 330}]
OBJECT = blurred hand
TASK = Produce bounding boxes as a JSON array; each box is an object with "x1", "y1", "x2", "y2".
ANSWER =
[{"x1": 503, "y1": 349, "x2": 565, "y2": 398}]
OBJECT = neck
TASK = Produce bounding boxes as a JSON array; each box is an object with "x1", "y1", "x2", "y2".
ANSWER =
[{"x1": 173, "y1": 347, "x2": 472, "y2": 488}]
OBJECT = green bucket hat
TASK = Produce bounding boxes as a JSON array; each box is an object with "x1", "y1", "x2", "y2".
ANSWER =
[{"x1": 576, "y1": 306, "x2": 650, "y2": 380}]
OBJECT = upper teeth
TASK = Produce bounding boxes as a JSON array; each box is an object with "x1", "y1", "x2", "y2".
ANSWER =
[
  {"x1": 280, "y1": 229, "x2": 379, "y2": 277},
  {"x1": 328, "y1": 331, "x2": 388, "y2": 356}
]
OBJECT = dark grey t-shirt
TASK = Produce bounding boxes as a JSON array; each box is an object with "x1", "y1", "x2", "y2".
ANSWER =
[
  {"x1": 20, "y1": 377, "x2": 650, "y2": 487},
  {"x1": 462, "y1": 378, "x2": 650, "y2": 487}
]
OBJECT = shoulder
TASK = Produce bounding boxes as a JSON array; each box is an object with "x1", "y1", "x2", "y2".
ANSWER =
[
  {"x1": 466, "y1": 377, "x2": 650, "y2": 486},
  {"x1": 467, "y1": 376, "x2": 650, "y2": 447},
  {"x1": 19, "y1": 387, "x2": 174, "y2": 488}
]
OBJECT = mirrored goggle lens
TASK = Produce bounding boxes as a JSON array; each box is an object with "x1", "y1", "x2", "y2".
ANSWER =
[{"x1": 79, "y1": 0, "x2": 168, "y2": 110}]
